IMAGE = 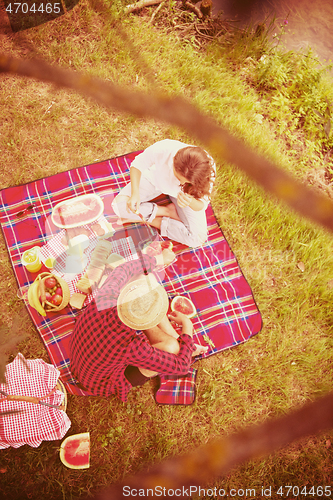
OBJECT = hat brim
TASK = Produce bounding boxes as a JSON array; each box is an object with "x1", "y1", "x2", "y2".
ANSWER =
[{"x1": 117, "y1": 273, "x2": 169, "y2": 330}]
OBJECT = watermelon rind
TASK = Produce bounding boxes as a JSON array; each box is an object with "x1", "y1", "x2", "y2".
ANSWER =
[
  {"x1": 60, "y1": 432, "x2": 90, "y2": 469},
  {"x1": 170, "y1": 296, "x2": 196, "y2": 318}
]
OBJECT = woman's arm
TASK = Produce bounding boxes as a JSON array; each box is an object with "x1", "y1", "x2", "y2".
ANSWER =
[
  {"x1": 127, "y1": 166, "x2": 142, "y2": 213},
  {"x1": 177, "y1": 191, "x2": 204, "y2": 211},
  {"x1": 188, "y1": 198, "x2": 204, "y2": 211}
]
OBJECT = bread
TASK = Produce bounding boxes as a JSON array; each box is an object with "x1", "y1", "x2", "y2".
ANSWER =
[
  {"x1": 105, "y1": 253, "x2": 126, "y2": 270},
  {"x1": 76, "y1": 276, "x2": 92, "y2": 294},
  {"x1": 76, "y1": 240, "x2": 113, "y2": 293},
  {"x1": 70, "y1": 292, "x2": 87, "y2": 309},
  {"x1": 86, "y1": 266, "x2": 104, "y2": 284}
]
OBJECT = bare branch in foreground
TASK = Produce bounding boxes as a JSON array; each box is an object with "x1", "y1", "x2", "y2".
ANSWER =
[
  {"x1": 184, "y1": 1, "x2": 203, "y2": 20},
  {"x1": 124, "y1": 0, "x2": 164, "y2": 14},
  {"x1": 1, "y1": 46, "x2": 333, "y2": 498},
  {"x1": 1, "y1": 54, "x2": 333, "y2": 233},
  {"x1": 150, "y1": 1, "x2": 166, "y2": 23},
  {"x1": 89, "y1": 392, "x2": 333, "y2": 499}
]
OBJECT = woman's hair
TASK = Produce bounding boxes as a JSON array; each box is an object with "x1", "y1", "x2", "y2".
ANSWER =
[{"x1": 173, "y1": 146, "x2": 215, "y2": 199}]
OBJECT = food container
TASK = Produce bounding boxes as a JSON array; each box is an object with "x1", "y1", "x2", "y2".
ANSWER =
[
  {"x1": 36, "y1": 272, "x2": 71, "y2": 312},
  {"x1": 51, "y1": 194, "x2": 104, "y2": 229},
  {"x1": 21, "y1": 246, "x2": 42, "y2": 273}
]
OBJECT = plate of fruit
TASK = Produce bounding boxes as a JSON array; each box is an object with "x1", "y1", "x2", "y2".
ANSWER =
[{"x1": 51, "y1": 194, "x2": 104, "y2": 229}]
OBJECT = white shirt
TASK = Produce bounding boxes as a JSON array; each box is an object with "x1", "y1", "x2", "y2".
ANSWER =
[{"x1": 131, "y1": 139, "x2": 215, "y2": 210}]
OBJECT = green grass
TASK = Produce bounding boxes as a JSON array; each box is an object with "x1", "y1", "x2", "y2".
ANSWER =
[{"x1": 1, "y1": 1, "x2": 333, "y2": 498}]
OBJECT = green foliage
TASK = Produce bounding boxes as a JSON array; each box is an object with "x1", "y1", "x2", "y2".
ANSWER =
[
  {"x1": 223, "y1": 19, "x2": 276, "y2": 65},
  {"x1": 254, "y1": 47, "x2": 333, "y2": 148},
  {"x1": 98, "y1": 426, "x2": 123, "y2": 447}
]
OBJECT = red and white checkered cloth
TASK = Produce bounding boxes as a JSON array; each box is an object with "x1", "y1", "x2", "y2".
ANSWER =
[
  {"x1": 39, "y1": 223, "x2": 137, "y2": 304},
  {"x1": 0, "y1": 353, "x2": 71, "y2": 449}
]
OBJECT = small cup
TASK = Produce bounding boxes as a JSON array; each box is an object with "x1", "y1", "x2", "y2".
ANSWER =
[{"x1": 17, "y1": 284, "x2": 30, "y2": 300}]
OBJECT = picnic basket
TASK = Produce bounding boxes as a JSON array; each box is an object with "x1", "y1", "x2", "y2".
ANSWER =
[{"x1": 35, "y1": 272, "x2": 70, "y2": 312}]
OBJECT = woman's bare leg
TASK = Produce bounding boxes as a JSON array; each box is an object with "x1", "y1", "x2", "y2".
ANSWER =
[{"x1": 115, "y1": 199, "x2": 182, "y2": 227}]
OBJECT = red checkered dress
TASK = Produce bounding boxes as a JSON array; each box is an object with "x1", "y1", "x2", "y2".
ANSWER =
[{"x1": 69, "y1": 255, "x2": 194, "y2": 402}]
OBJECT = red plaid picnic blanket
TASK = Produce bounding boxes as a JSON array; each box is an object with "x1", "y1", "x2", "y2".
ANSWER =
[
  {"x1": 0, "y1": 152, "x2": 262, "y2": 397},
  {"x1": 155, "y1": 368, "x2": 198, "y2": 405}
]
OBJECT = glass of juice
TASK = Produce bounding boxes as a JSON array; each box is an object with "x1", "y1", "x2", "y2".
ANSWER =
[{"x1": 21, "y1": 246, "x2": 42, "y2": 273}]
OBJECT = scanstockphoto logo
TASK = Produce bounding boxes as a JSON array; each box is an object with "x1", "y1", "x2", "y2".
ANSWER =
[{"x1": 2, "y1": 0, "x2": 81, "y2": 32}]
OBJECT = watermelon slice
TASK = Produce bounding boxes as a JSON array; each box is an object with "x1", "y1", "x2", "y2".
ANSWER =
[
  {"x1": 51, "y1": 194, "x2": 103, "y2": 229},
  {"x1": 144, "y1": 240, "x2": 173, "y2": 257},
  {"x1": 161, "y1": 240, "x2": 173, "y2": 250},
  {"x1": 60, "y1": 432, "x2": 90, "y2": 469},
  {"x1": 171, "y1": 296, "x2": 196, "y2": 318}
]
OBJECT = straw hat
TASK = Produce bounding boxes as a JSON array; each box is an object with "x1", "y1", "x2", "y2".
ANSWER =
[{"x1": 117, "y1": 273, "x2": 168, "y2": 330}]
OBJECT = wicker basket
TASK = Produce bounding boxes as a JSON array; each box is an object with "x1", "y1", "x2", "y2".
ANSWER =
[{"x1": 35, "y1": 272, "x2": 70, "y2": 312}]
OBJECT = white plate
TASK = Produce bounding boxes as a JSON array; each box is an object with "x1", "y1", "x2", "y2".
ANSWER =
[{"x1": 51, "y1": 194, "x2": 104, "y2": 229}]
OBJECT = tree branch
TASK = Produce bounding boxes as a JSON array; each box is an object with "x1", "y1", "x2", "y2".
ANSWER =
[
  {"x1": 124, "y1": 0, "x2": 164, "y2": 14},
  {"x1": 1, "y1": 54, "x2": 333, "y2": 233},
  {"x1": 90, "y1": 392, "x2": 333, "y2": 499}
]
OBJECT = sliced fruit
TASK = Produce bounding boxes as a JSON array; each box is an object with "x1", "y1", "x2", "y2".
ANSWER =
[
  {"x1": 45, "y1": 256, "x2": 56, "y2": 268},
  {"x1": 144, "y1": 241, "x2": 161, "y2": 257},
  {"x1": 161, "y1": 241, "x2": 173, "y2": 250},
  {"x1": 144, "y1": 240, "x2": 173, "y2": 257},
  {"x1": 60, "y1": 432, "x2": 90, "y2": 469},
  {"x1": 171, "y1": 296, "x2": 196, "y2": 318},
  {"x1": 52, "y1": 193, "x2": 103, "y2": 229}
]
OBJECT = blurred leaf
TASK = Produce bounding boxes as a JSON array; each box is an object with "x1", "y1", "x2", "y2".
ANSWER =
[
  {"x1": 297, "y1": 262, "x2": 305, "y2": 272},
  {"x1": 314, "y1": 110, "x2": 324, "y2": 120},
  {"x1": 323, "y1": 120, "x2": 331, "y2": 139}
]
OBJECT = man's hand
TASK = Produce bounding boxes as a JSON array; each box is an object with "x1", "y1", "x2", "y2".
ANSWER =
[
  {"x1": 192, "y1": 343, "x2": 209, "y2": 357},
  {"x1": 168, "y1": 310, "x2": 193, "y2": 337},
  {"x1": 177, "y1": 191, "x2": 193, "y2": 208}
]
